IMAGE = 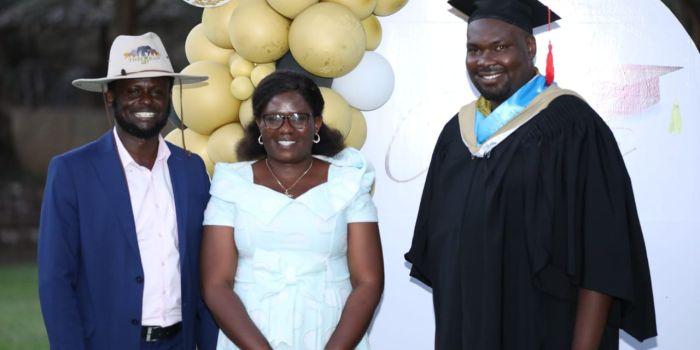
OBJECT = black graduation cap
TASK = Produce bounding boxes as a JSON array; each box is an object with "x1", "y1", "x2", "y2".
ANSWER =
[{"x1": 448, "y1": 0, "x2": 560, "y2": 33}]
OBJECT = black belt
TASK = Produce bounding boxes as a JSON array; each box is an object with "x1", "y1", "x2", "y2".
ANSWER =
[{"x1": 141, "y1": 322, "x2": 181, "y2": 342}]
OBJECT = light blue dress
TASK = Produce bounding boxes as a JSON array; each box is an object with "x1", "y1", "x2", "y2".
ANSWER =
[{"x1": 204, "y1": 148, "x2": 377, "y2": 350}]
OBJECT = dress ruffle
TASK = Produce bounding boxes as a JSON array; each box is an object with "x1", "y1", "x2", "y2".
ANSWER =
[{"x1": 209, "y1": 148, "x2": 373, "y2": 224}]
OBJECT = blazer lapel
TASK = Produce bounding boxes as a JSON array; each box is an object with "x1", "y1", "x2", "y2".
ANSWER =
[
  {"x1": 91, "y1": 132, "x2": 140, "y2": 255},
  {"x1": 167, "y1": 147, "x2": 189, "y2": 267}
]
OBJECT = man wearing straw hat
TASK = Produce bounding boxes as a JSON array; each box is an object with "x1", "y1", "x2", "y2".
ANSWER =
[{"x1": 38, "y1": 32, "x2": 218, "y2": 350}]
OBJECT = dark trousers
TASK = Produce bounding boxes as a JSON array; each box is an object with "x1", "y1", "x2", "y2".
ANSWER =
[{"x1": 139, "y1": 329, "x2": 184, "y2": 350}]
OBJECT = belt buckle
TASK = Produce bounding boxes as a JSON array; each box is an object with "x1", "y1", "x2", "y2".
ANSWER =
[{"x1": 145, "y1": 327, "x2": 156, "y2": 342}]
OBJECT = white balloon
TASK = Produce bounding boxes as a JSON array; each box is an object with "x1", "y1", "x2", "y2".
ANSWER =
[{"x1": 331, "y1": 51, "x2": 394, "y2": 111}]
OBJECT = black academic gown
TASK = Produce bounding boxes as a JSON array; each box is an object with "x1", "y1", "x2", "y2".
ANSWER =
[{"x1": 405, "y1": 94, "x2": 656, "y2": 350}]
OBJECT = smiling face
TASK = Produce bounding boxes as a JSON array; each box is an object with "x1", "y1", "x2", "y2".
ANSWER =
[
  {"x1": 466, "y1": 18, "x2": 537, "y2": 108},
  {"x1": 256, "y1": 91, "x2": 322, "y2": 164},
  {"x1": 106, "y1": 77, "x2": 172, "y2": 139}
]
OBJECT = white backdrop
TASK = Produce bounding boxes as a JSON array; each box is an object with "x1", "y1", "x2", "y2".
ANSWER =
[{"x1": 363, "y1": 0, "x2": 700, "y2": 349}]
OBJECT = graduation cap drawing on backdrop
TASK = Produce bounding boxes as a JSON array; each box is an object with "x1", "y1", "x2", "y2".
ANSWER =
[{"x1": 448, "y1": 0, "x2": 561, "y2": 84}]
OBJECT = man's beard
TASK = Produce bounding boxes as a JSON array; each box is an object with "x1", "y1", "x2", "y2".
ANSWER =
[
  {"x1": 476, "y1": 86, "x2": 511, "y2": 104},
  {"x1": 113, "y1": 102, "x2": 170, "y2": 139},
  {"x1": 470, "y1": 77, "x2": 513, "y2": 105}
]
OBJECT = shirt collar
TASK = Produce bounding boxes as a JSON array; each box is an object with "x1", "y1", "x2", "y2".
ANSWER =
[{"x1": 113, "y1": 127, "x2": 171, "y2": 169}]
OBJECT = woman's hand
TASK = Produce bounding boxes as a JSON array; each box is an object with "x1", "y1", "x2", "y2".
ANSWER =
[
  {"x1": 325, "y1": 222, "x2": 384, "y2": 350},
  {"x1": 201, "y1": 225, "x2": 272, "y2": 350}
]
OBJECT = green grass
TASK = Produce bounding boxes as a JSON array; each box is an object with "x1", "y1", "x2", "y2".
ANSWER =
[{"x1": 0, "y1": 264, "x2": 48, "y2": 350}]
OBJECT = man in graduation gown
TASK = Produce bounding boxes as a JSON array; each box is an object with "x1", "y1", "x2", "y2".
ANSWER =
[{"x1": 404, "y1": 1, "x2": 657, "y2": 349}]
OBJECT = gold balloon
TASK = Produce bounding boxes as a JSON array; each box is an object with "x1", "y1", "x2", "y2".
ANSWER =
[
  {"x1": 185, "y1": 24, "x2": 235, "y2": 65},
  {"x1": 228, "y1": 0, "x2": 290, "y2": 63},
  {"x1": 266, "y1": 0, "x2": 318, "y2": 18},
  {"x1": 373, "y1": 0, "x2": 407, "y2": 16},
  {"x1": 230, "y1": 76, "x2": 255, "y2": 101},
  {"x1": 239, "y1": 98, "x2": 254, "y2": 127},
  {"x1": 319, "y1": 87, "x2": 352, "y2": 138},
  {"x1": 361, "y1": 15, "x2": 382, "y2": 50},
  {"x1": 229, "y1": 52, "x2": 254, "y2": 77},
  {"x1": 250, "y1": 63, "x2": 276, "y2": 87},
  {"x1": 202, "y1": 0, "x2": 241, "y2": 49},
  {"x1": 172, "y1": 61, "x2": 241, "y2": 135},
  {"x1": 207, "y1": 123, "x2": 246, "y2": 163},
  {"x1": 345, "y1": 108, "x2": 367, "y2": 149},
  {"x1": 164, "y1": 128, "x2": 215, "y2": 175},
  {"x1": 289, "y1": 3, "x2": 366, "y2": 78},
  {"x1": 322, "y1": 0, "x2": 377, "y2": 19}
]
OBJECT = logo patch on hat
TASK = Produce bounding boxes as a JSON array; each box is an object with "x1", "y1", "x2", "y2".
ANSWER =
[{"x1": 123, "y1": 45, "x2": 161, "y2": 64}]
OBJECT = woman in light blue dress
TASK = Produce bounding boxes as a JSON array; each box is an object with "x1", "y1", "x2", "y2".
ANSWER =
[{"x1": 201, "y1": 71, "x2": 384, "y2": 350}]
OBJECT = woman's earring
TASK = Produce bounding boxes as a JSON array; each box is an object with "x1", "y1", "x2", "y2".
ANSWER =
[
  {"x1": 313, "y1": 132, "x2": 321, "y2": 144},
  {"x1": 258, "y1": 135, "x2": 263, "y2": 145}
]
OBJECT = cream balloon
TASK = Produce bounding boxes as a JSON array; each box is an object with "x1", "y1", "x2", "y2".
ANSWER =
[
  {"x1": 331, "y1": 51, "x2": 394, "y2": 111},
  {"x1": 373, "y1": 0, "x2": 407, "y2": 16},
  {"x1": 229, "y1": 52, "x2": 254, "y2": 77},
  {"x1": 228, "y1": 0, "x2": 290, "y2": 63},
  {"x1": 207, "y1": 123, "x2": 246, "y2": 163},
  {"x1": 202, "y1": 0, "x2": 240, "y2": 48},
  {"x1": 319, "y1": 87, "x2": 352, "y2": 138},
  {"x1": 238, "y1": 98, "x2": 254, "y2": 127},
  {"x1": 164, "y1": 128, "x2": 215, "y2": 175},
  {"x1": 344, "y1": 108, "x2": 367, "y2": 149},
  {"x1": 266, "y1": 0, "x2": 318, "y2": 18},
  {"x1": 230, "y1": 76, "x2": 255, "y2": 100},
  {"x1": 361, "y1": 15, "x2": 382, "y2": 50},
  {"x1": 289, "y1": 3, "x2": 366, "y2": 78},
  {"x1": 250, "y1": 63, "x2": 276, "y2": 87},
  {"x1": 172, "y1": 61, "x2": 241, "y2": 135},
  {"x1": 185, "y1": 24, "x2": 235, "y2": 65},
  {"x1": 322, "y1": 0, "x2": 377, "y2": 19}
]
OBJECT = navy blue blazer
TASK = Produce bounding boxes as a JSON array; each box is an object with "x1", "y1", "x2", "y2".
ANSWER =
[{"x1": 38, "y1": 131, "x2": 218, "y2": 350}]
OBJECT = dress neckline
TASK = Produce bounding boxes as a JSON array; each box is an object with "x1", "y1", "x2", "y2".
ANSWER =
[{"x1": 248, "y1": 159, "x2": 331, "y2": 200}]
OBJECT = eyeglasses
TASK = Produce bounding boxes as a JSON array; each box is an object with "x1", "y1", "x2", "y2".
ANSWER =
[{"x1": 261, "y1": 112, "x2": 312, "y2": 130}]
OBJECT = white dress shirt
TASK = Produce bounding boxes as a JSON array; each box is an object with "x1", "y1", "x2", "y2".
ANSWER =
[{"x1": 113, "y1": 128, "x2": 182, "y2": 327}]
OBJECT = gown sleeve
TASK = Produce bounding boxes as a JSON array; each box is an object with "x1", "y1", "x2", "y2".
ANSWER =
[
  {"x1": 404, "y1": 117, "x2": 454, "y2": 287},
  {"x1": 523, "y1": 96, "x2": 657, "y2": 341}
]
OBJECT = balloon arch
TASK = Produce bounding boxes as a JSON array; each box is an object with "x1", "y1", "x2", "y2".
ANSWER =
[{"x1": 169, "y1": 0, "x2": 407, "y2": 176}]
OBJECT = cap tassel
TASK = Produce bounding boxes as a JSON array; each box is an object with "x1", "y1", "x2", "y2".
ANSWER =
[
  {"x1": 544, "y1": 7, "x2": 555, "y2": 86},
  {"x1": 545, "y1": 41, "x2": 554, "y2": 85}
]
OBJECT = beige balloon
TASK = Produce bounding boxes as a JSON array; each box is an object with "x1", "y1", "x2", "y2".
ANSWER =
[
  {"x1": 267, "y1": 0, "x2": 318, "y2": 18},
  {"x1": 207, "y1": 123, "x2": 246, "y2": 163},
  {"x1": 164, "y1": 128, "x2": 215, "y2": 175},
  {"x1": 228, "y1": 0, "x2": 290, "y2": 63},
  {"x1": 373, "y1": 0, "x2": 407, "y2": 16},
  {"x1": 361, "y1": 15, "x2": 382, "y2": 50},
  {"x1": 238, "y1": 98, "x2": 254, "y2": 127},
  {"x1": 322, "y1": 0, "x2": 377, "y2": 19},
  {"x1": 344, "y1": 108, "x2": 367, "y2": 149},
  {"x1": 230, "y1": 76, "x2": 255, "y2": 101},
  {"x1": 172, "y1": 61, "x2": 241, "y2": 135},
  {"x1": 319, "y1": 87, "x2": 352, "y2": 138},
  {"x1": 229, "y1": 52, "x2": 254, "y2": 77},
  {"x1": 289, "y1": 3, "x2": 366, "y2": 78},
  {"x1": 185, "y1": 24, "x2": 235, "y2": 65},
  {"x1": 250, "y1": 63, "x2": 276, "y2": 87},
  {"x1": 202, "y1": 0, "x2": 241, "y2": 49}
]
